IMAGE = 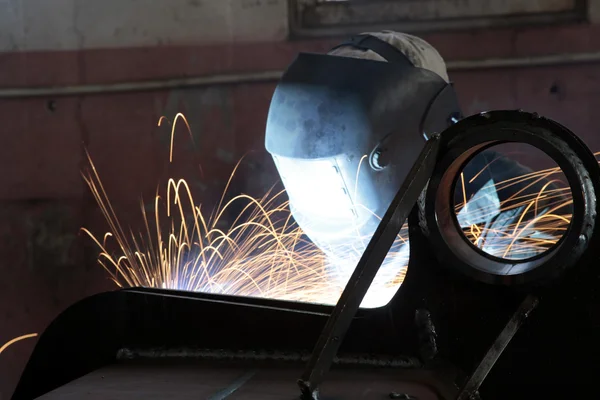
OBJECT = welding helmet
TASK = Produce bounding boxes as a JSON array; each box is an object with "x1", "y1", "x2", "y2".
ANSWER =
[{"x1": 265, "y1": 34, "x2": 461, "y2": 287}]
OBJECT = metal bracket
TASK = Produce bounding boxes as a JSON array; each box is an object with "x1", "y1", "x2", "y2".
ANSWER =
[
  {"x1": 298, "y1": 135, "x2": 442, "y2": 399},
  {"x1": 456, "y1": 294, "x2": 540, "y2": 400}
]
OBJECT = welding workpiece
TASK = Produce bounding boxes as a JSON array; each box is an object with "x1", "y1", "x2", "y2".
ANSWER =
[{"x1": 297, "y1": 111, "x2": 599, "y2": 400}]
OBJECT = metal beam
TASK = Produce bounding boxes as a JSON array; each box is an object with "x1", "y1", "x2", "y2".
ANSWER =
[
  {"x1": 456, "y1": 295, "x2": 540, "y2": 400},
  {"x1": 3, "y1": 51, "x2": 600, "y2": 98}
]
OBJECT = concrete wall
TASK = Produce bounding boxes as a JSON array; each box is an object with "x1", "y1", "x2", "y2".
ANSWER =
[{"x1": 3, "y1": 1, "x2": 600, "y2": 399}]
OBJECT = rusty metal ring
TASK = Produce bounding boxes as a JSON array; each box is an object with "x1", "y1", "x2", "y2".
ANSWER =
[{"x1": 421, "y1": 110, "x2": 598, "y2": 286}]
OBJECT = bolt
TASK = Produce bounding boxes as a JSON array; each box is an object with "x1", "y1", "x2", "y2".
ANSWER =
[
  {"x1": 448, "y1": 112, "x2": 462, "y2": 125},
  {"x1": 46, "y1": 100, "x2": 57, "y2": 112},
  {"x1": 371, "y1": 148, "x2": 388, "y2": 170},
  {"x1": 372, "y1": 149, "x2": 383, "y2": 169}
]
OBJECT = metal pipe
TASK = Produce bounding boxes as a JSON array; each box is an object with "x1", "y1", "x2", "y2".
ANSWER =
[
  {"x1": 0, "y1": 70, "x2": 284, "y2": 99},
  {"x1": 1, "y1": 51, "x2": 600, "y2": 99},
  {"x1": 448, "y1": 51, "x2": 600, "y2": 70}
]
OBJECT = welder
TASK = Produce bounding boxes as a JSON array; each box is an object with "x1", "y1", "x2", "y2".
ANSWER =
[{"x1": 265, "y1": 31, "x2": 570, "y2": 299}]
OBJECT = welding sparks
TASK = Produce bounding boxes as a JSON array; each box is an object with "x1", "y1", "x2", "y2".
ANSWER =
[
  {"x1": 82, "y1": 113, "x2": 403, "y2": 307},
  {"x1": 454, "y1": 151, "x2": 579, "y2": 260},
  {"x1": 81, "y1": 156, "x2": 337, "y2": 304},
  {"x1": 0, "y1": 334, "x2": 38, "y2": 356},
  {"x1": 82, "y1": 113, "x2": 581, "y2": 309}
]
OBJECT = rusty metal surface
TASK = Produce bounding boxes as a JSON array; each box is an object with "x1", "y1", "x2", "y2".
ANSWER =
[
  {"x1": 117, "y1": 348, "x2": 421, "y2": 368},
  {"x1": 298, "y1": 135, "x2": 442, "y2": 399},
  {"x1": 35, "y1": 363, "x2": 448, "y2": 400}
]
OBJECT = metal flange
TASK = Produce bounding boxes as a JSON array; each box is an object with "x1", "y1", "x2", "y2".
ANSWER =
[{"x1": 420, "y1": 110, "x2": 598, "y2": 286}]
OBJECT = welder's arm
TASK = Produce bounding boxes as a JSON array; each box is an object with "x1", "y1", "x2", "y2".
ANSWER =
[
  {"x1": 451, "y1": 149, "x2": 572, "y2": 259},
  {"x1": 458, "y1": 149, "x2": 572, "y2": 214}
]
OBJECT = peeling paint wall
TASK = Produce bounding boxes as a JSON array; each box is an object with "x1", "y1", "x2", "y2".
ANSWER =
[{"x1": 0, "y1": 0, "x2": 288, "y2": 52}]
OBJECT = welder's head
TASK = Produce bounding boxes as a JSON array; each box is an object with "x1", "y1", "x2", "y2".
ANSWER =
[
  {"x1": 328, "y1": 31, "x2": 449, "y2": 82},
  {"x1": 265, "y1": 31, "x2": 461, "y2": 286}
]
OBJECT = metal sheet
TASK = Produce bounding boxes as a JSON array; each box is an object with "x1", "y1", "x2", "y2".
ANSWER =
[{"x1": 36, "y1": 363, "x2": 445, "y2": 400}]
